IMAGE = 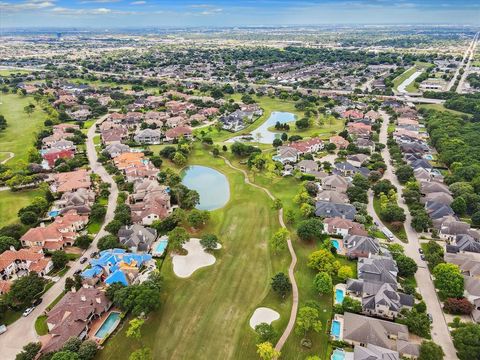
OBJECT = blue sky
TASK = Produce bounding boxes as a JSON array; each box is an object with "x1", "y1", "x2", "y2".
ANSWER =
[{"x1": 1, "y1": 0, "x2": 479, "y2": 28}]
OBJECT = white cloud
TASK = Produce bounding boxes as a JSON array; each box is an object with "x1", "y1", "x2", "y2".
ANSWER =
[
  {"x1": 130, "y1": 0, "x2": 145, "y2": 4},
  {"x1": 0, "y1": 0, "x2": 55, "y2": 12},
  {"x1": 80, "y1": 0, "x2": 121, "y2": 3},
  {"x1": 50, "y1": 6, "x2": 135, "y2": 15}
]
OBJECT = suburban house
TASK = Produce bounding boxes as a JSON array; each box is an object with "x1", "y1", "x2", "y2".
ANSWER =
[
  {"x1": 316, "y1": 190, "x2": 349, "y2": 204},
  {"x1": 118, "y1": 224, "x2": 157, "y2": 253},
  {"x1": 134, "y1": 129, "x2": 162, "y2": 144},
  {"x1": 273, "y1": 146, "x2": 299, "y2": 164},
  {"x1": 344, "y1": 235, "x2": 381, "y2": 259},
  {"x1": 341, "y1": 312, "x2": 420, "y2": 358},
  {"x1": 347, "y1": 122, "x2": 372, "y2": 138},
  {"x1": 114, "y1": 152, "x2": 144, "y2": 170},
  {"x1": 314, "y1": 201, "x2": 356, "y2": 221},
  {"x1": 352, "y1": 344, "x2": 400, "y2": 360},
  {"x1": 323, "y1": 217, "x2": 368, "y2": 237},
  {"x1": 101, "y1": 127, "x2": 128, "y2": 144},
  {"x1": 129, "y1": 179, "x2": 172, "y2": 225},
  {"x1": 164, "y1": 126, "x2": 192, "y2": 142},
  {"x1": 329, "y1": 135, "x2": 350, "y2": 149},
  {"x1": 41, "y1": 148, "x2": 75, "y2": 170},
  {"x1": 446, "y1": 234, "x2": 480, "y2": 254},
  {"x1": 347, "y1": 154, "x2": 369, "y2": 168},
  {"x1": 0, "y1": 248, "x2": 53, "y2": 280},
  {"x1": 54, "y1": 188, "x2": 96, "y2": 215},
  {"x1": 357, "y1": 255, "x2": 398, "y2": 285},
  {"x1": 355, "y1": 138, "x2": 375, "y2": 153},
  {"x1": 295, "y1": 159, "x2": 318, "y2": 173},
  {"x1": 288, "y1": 137, "x2": 324, "y2": 154},
  {"x1": 50, "y1": 169, "x2": 91, "y2": 193},
  {"x1": 322, "y1": 174, "x2": 349, "y2": 193},
  {"x1": 104, "y1": 143, "x2": 131, "y2": 158},
  {"x1": 81, "y1": 249, "x2": 153, "y2": 287},
  {"x1": 346, "y1": 279, "x2": 414, "y2": 320},
  {"x1": 42, "y1": 287, "x2": 111, "y2": 354}
]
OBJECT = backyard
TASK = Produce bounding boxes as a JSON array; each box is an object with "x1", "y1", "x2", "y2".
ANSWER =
[{"x1": 0, "y1": 188, "x2": 44, "y2": 228}]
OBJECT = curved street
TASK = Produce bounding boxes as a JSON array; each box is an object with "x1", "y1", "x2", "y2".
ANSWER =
[
  {"x1": 0, "y1": 115, "x2": 118, "y2": 360},
  {"x1": 372, "y1": 111, "x2": 458, "y2": 359}
]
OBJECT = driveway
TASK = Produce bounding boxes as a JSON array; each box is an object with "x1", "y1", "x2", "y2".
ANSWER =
[
  {"x1": 369, "y1": 111, "x2": 458, "y2": 359},
  {"x1": 0, "y1": 114, "x2": 118, "y2": 360}
]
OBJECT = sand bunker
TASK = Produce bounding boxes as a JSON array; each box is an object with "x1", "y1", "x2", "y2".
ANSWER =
[
  {"x1": 249, "y1": 307, "x2": 280, "y2": 329},
  {"x1": 172, "y1": 238, "x2": 221, "y2": 278}
]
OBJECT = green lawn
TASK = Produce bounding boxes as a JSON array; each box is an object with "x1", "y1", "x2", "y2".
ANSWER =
[
  {"x1": 267, "y1": 114, "x2": 344, "y2": 140},
  {"x1": 35, "y1": 315, "x2": 48, "y2": 335},
  {"x1": 0, "y1": 93, "x2": 46, "y2": 167},
  {"x1": 393, "y1": 62, "x2": 433, "y2": 93},
  {"x1": 97, "y1": 146, "x2": 291, "y2": 360},
  {"x1": 416, "y1": 104, "x2": 471, "y2": 117},
  {"x1": 0, "y1": 70, "x2": 30, "y2": 76},
  {"x1": 0, "y1": 188, "x2": 44, "y2": 228}
]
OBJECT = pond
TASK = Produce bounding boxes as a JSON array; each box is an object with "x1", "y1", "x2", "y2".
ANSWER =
[
  {"x1": 250, "y1": 111, "x2": 296, "y2": 144},
  {"x1": 182, "y1": 165, "x2": 230, "y2": 211}
]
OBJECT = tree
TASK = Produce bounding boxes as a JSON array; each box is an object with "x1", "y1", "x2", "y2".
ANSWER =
[
  {"x1": 396, "y1": 255, "x2": 418, "y2": 277},
  {"x1": 74, "y1": 235, "x2": 92, "y2": 250},
  {"x1": 451, "y1": 197, "x2": 467, "y2": 216},
  {"x1": 396, "y1": 165, "x2": 414, "y2": 183},
  {"x1": 433, "y1": 263, "x2": 464, "y2": 299},
  {"x1": 341, "y1": 296, "x2": 362, "y2": 314},
  {"x1": 187, "y1": 209, "x2": 210, "y2": 228},
  {"x1": 313, "y1": 272, "x2": 332, "y2": 295},
  {"x1": 419, "y1": 340, "x2": 444, "y2": 360},
  {"x1": 19, "y1": 211, "x2": 37, "y2": 225},
  {"x1": 272, "y1": 138, "x2": 283, "y2": 147},
  {"x1": 105, "y1": 220, "x2": 123, "y2": 235},
  {"x1": 472, "y1": 211, "x2": 480, "y2": 226},
  {"x1": 398, "y1": 308, "x2": 431, "y2": 338},
  {"x1": 336, "y1": 265, "x2": 353, "y2": 281},
  {"x1": 51, "y1": 351, "x2": 79, "y2": 360},
  {"x1": 352, "y1": 174, "x2": 370, "y2": 190},
  {"x1": 129, "y1": 348, "x2": 152, "y2": 360},
  {"x1": 77, "y1": 340, "x2": 98, "y2": 360},
  {"x1": 295, "y1": 306, "x2": 322, "y2": 337},
  {"x1": 168, "y1": 227, "x2": 190, "y2": 251},
  {"x1": 380, "y1": 203, "x2": 406, "y2": 222},
  {"x1": 97, "y1": 235, "x2": 121, "y2": 251},
  {"x1": 346, "y1": 186, "x2": 368, "y2": 203},
  {"x1": 297, "y1": 219, "x2": 325, "y2": 242},
  {"x1": 285, "y1": 209, "x2": 295, "y2": 225},
  {"x1": 62, "y1": 337, "x2": 82, "y2": 353},
  {"x1": 372, "y1": 179, "x2": 395, "y2": 196},
  {"x1": 411, "y1": 210, "x2": 432, "y2": 232},
  {"x1": 307, "y1": 249, "x2": 339, "y2": 275},
  {"x1": 172, "y1": 152, "x2": 187, "y2": 166},
  {"x1": 200, "y1": 234, "x2": 219, "y2": 251},
  {"x1": 8, "y1": 273, "x2": 45, "y2": 306},
  {"x1": 256, "y1": 342, "x2": 280, "y2": 360},
  {"x1": 255, "y1": 323, "x2": 277, "y2": 344},
  {"x1": 271, "y1": 272, "x2": 291, "y2": 299},
  {"x1": 444, "y1": 297, "x2": 474, "y2": 315},
  {"x1": 126, "y1": 318, "x2": 145, "y2": 340},
  {"x1": 300, "y1": 203, "x2": 314, "y2": 218},
  {"x1": 0, "y1": 235, "x2": 21, "y2": 254},
  {"x1": 52, "y1": 250, "x2": 69, "y2": 269},
  {"x1": 15, "y1": 342, "x2": 41, "y2": 360},
  {"x1": 269, "y1": 228, "x2": 288, "y2": 253},
  {"x1": 452, "y1": 322, "x2": 480, "y2": 360}
]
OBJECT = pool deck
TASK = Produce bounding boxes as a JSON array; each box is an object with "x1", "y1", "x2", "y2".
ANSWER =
[
  {"x1": 334, "y1": 283, "x2": 346, "y2": 305},
  {"x1": 87, "y1": 308, "x2": 122, "y2": 343},
  {"x1": 330, "y1": 314, "x2": 345, "y2": 341},
  {"x1": 151, "y1": 235, "x2": 169, "y2": 257},
  {"x1": 331, "y1": 238, "x2": 345, "y2": 255}
]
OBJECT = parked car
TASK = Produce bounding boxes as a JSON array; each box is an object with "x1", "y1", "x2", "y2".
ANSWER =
[
  {"x1": 0, "y1": 325, "x2": 7, "y2": 335},
  {"x1": 73, "y1": 269, "x2": 82, "y2": 276},
  {"x1": 419, "y1": 248, "x2": 424, "y2": 254},
  {"x1": 90, "y1": 252, "x2": 98, "y2": 258},
  {"x1": 32, "y1": 298, "x2": 42, "y2": 307},
  {"x1": 420, "y1": 254, "x2": 426, "y2": 261},
  {"x1": 80, "y1": 257, "x2": 87, "y2": 264},
  {"x1": 428, "y1": 313, "x2": 433, "y2": 323},
  {"x1": 22, "y1": 307, "x2": 35, "y2": 317}
]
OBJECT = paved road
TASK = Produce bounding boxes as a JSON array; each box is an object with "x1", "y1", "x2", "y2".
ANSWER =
[
  {"x1": 0, "y1": 114, "x2": 118, "y2": 360},
  {"x1": 374, "y1": 111, "x2": 458, "y2": 359},
  {"x1": 396, "y1": 69, "x2": 423, "y2": 95},
  {"x1": 457, "y1": 32, "x2": 479, "y2": 94}
]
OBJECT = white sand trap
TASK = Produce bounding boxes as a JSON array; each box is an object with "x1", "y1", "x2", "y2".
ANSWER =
[
  {"x1": 249, "y1": 307, "x2": 280, "y2": 329},
  {"x1": 172, "y1": 238, "x2": 221, "y2": 278}
]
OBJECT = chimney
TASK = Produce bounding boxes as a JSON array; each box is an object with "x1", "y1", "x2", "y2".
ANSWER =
[
  {"x1": 95, "y1": 298, "x2": 101, "y2": 304},
  {"x1": 9, "y1": 245, "x2": 16, "y2": 251},
  {"x1": 40, "y1": 222, "x2": 46, "y2": 228},
  {"x1": 81, "y1": 295, "x2": 86, "y2": 302}
]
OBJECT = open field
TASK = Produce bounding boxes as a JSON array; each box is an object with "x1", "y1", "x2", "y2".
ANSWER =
[
  {"x1": 267, "y1": 114, "x2": 344, "y2": 140},
  {"x1": 0, "y1": 93, "x2": 46, "y2": 168},
  {"x1": 416, "y1": 103, "x2": 471, "y2": 117},
  {"x1": 393, "y1": 62, "x2": 433, "y2": 93},
  {"x1": 97, "y1": 146, "x2": 292, "y2": 360},
  {"x1": 0, "y1": 69, "x2": 31, "y2": 76},
  {"x1": 0, "y1": 188, "x2": 44, "y2": 228}
]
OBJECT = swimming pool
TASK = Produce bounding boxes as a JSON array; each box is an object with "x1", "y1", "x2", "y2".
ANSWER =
[
  {"x1": 424, "y1": 154, "x2": 433, "y2": 160},
  {"x1": 331, "y1": 320, "x2": 341, "y2": 339},
  {"x1": 331, "y1": 349, "x2": 346, "y2": 360},
  {"x1": 94, "y1": 312, "x2": 121, "y2": 339},
  {"x1": 331, "y1": 239, "x2": 340, "y2": 251},
  {"x1": 152, "y1": 239, "x2": 168, "y2": 256},
  {"x1": 48, "y1": 210, "x2": 60, "y2": 217},
  {"x1": 335, "y1": 289, "x2": 345, "y2": 304}
]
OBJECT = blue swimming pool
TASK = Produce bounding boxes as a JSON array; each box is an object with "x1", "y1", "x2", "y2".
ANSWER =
[
  {"x1": 335, "y1": 289, "x2": 345, "y2": 304},
  {"x1": 48, "y1": 210, "x2": 60, "y2": 217},
  {"x1": 153, "y1": 239, "x2": 168, "y2": 255},
  {"x1": 331, "y1": 349, "x2": 346, "y2": 360},
  {"x1": 94, "y1": 312, "x2": 120, "y2": 339},
  {"x1": 331, "y1": 320, "x2": 341, "y2": 338},
  {"x1": 331, "y1": 239, "x2": 340, "y2": 251},
  {"x1": 424, "y1": 154, "x2": 433, "y2": 160}
]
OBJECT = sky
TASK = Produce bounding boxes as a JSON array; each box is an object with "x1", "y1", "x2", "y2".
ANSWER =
[{"x1": 0, "y1": 0, "x2": 479, "y2": 28}]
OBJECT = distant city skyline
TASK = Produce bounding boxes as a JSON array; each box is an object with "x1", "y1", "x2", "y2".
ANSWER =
[{"x1": 1, "y1": 0, "x2": 479, "y2": 28}]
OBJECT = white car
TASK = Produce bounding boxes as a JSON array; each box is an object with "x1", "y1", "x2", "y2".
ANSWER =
[
  {"x1": 0, "y1": 325, "x2": 6, "y2": 335},
  {"x1": 22, "y1": 307, "x2": 35, "y2": 317}
]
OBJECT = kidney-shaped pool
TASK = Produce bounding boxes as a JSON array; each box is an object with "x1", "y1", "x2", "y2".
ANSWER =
[{"x1": 181, "y1": 165, "x2": 230, "y2": 211}]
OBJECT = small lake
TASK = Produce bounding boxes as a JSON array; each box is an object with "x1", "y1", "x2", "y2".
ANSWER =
[
  {"x1": 181, "y1": 165, "x2": 230, "y2": 211},
  {"x1": 250, "y1": 111, "x2": 296, "y2": 144}
]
